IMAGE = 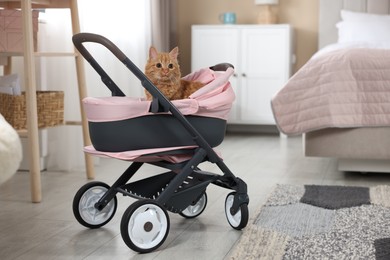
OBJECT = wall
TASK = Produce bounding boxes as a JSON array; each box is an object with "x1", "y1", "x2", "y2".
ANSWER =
[{"x1": 176, "y1": 0, "x2": 319, "y2": 75}]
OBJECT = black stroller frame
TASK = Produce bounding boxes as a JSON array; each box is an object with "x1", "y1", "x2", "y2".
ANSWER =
[{"x1": 72, "y1": 33, "x2": 249, "y2": 253}]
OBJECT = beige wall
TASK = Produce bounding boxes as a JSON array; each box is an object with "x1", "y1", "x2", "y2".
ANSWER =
[{"x1": 176, "y1": 0, "x2": 319, "y2": 75}]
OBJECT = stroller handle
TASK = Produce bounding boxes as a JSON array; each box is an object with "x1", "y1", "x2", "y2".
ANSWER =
[
  {"x1": 73, "y1": 32, "x2": 158, "y2": 97},
  {"x1": 73, "y1": 33, "x2": 127, "y2": 63},
  {"x1": 73, "y1": 32, "x2": 178, "y2": 111},
  {"x1": 73, "y1": 33, "x2": 234, "y2": 73},
  {"x1": 73, "y1": 33, "x2": 129, "y2": 96}
]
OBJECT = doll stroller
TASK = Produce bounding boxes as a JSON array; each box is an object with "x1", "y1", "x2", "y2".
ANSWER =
[{"x1": 72, "y1": 33, "x2": 249, "y2": 253}]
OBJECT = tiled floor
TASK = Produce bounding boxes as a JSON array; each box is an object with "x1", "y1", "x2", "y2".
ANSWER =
[{"x1": 1, "y1": 134, "x2": 389, "y2": 259}]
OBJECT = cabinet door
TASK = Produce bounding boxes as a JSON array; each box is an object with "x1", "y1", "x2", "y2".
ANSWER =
[
  {"x1": 240, "y1": 27, "x2": 290, "y2": 124},
  {"x1": 191, "y1": 26, "x2": 240, "y2": 121},
  {"x1": 191, "y1": 27, "x2": 239, "y2": 70}
]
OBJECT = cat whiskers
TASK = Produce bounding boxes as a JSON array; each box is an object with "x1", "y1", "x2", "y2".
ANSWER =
[{"x1": 156, "y1": 77, "x2": 176, "y2": 87}]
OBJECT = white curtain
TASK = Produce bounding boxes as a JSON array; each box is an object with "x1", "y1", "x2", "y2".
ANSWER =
[
  {"x1": 41, "y1": 0, "x2": 152, "y2": 171},
  {"x1": 150, "y1": 0, "x2": 176, "y2": 52}
]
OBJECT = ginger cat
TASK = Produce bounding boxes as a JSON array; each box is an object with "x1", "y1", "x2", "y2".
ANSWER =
[{"x1": 144, "y1": 46, "x2": 205, "y2": 100}]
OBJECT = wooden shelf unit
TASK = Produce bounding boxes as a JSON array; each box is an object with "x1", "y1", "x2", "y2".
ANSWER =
[{"x1": 0, "y1": 0, "x2": 95, "y2": 203}]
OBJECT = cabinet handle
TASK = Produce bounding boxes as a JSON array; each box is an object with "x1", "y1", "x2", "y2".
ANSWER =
[
  {"x1": 233, "y1": 73, "x2": 238, "y2": 77},
  {"x1": 242, "y1": 73, "x2": 247, "y2": 77}
]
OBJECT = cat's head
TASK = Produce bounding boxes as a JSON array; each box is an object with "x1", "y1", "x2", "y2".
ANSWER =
[{"x1": 145, "y1": 46, "x2": 181, "y2": 83}]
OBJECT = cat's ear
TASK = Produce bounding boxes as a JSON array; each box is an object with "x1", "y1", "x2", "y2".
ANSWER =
[
  {"x1": 169, "y1": 47, "x2": 179, "y2": 60},
  {"x1": 149, "y1": 46, "x2": 158, "y2": 59}
]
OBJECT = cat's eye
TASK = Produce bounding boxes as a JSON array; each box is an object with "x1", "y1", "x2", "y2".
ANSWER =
[
  {"x1": 156, "y1": 63, "x2": 162, "y2": 68},
  {"x1": 168, "y1": 64, "x2": 174, "y2": 69}
]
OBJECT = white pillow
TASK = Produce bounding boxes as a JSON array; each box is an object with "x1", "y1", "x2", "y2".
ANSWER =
[
  {"x1": 341, "y1": 10, "x2": 390, "y2": 23},
  {"x1": 337, "y1": 10, "x2": 390, "y2": 44},
  {"x1": 0, "y1": 74, "x2": 21, "y2": 95}
]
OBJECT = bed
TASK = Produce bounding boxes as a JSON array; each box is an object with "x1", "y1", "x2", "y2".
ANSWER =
[{"x1": 272, "y1": 0, "x2": 390, "y2": 173}]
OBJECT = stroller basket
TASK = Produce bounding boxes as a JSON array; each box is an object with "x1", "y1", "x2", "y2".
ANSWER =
[
  {"x1": 121, "y1": 171, "x2": 213, "y2": 213},
  {"x1": 72, "y1": 33, "x2": 249, "y2": 254}
]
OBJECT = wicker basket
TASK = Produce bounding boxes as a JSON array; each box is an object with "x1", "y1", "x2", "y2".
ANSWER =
[{"x1": 0, "y1": 91, "x2": 64, "y2": 130}]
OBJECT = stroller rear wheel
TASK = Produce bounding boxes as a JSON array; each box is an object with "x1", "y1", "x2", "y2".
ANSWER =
[
  {"x1": 73, "y1": 181, "x2": 117, "y2": 229},
  {"x1": 179, "y1": 192, "x2": 207, "y2": 219},
  {"x1": 120, "y1": 200, "x2": 170, "y2": 253},
  {"x1": 225, "y1": 192, "x2": 249, "y2": 230}
]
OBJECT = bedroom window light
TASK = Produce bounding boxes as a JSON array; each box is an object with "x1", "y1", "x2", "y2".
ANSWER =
[{"x1": 255, "y1": 0, "x2": 279, "y2": 24}]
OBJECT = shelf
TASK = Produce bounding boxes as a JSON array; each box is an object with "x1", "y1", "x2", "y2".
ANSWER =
[
  {"x1": 0, "y1": 52, "x2": 78, "y2": 57},
  {"x1": 16, "y1": 121, "x2": 82, "y2": 137},
  {"x1": 0, "y1": 0, "x2": 71, "y2": 9}
]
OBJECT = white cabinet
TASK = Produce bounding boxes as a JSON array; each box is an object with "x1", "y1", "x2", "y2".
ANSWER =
[{"x1": 192, "y1": 24, "x2": 293, "y2": 125}]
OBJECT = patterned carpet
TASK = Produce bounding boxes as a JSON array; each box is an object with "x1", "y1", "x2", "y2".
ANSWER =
[{"x1": 229, "y1": 184, "x2": 390, "y2": 259}]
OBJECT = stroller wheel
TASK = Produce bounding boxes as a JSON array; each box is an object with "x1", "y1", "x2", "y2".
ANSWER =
[
  {"x1": 120, "y1": 200, "x2": 170, "y2": 253},
  {"x1": 73, "y1": 181, "x2": 117, "y2": 229},
  {"x1": 179, "y1": 192, "x2": 207, "y2": 219},
  {"x1": 225, "y1": 192, "x2": 249, "y2": 230}
]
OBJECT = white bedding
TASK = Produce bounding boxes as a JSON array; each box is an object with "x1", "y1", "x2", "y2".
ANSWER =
[
  {"x1": 271, "y1": 43, "x2": 390, "y2": 135},
  {"x1": 313, "y1": 42, "x2": 390, "y2": 59}
]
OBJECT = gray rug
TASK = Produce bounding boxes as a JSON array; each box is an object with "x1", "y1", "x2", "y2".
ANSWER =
[{"x1": 229, "y1": 184, "x2": 390, "y2": 259}]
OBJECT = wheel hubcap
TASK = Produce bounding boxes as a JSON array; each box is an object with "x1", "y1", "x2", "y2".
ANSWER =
[
  {"x1": 129, "y1": 204, "x2": 168, "y2": 249},
  {"x1": 226, "y1": 195, "x2": 242, "y2": 227},
  {"x1": 181, "y1": 194, "x2": 206, "y2": 217},
  {"x1": 144, "y1": 221, "x2": 153, "y2": 232},
  {"x1": 79, "y1": 186, "x2": 115, "y2": 225}
]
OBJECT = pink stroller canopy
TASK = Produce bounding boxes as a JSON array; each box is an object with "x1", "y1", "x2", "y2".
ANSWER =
[{"x1": 83, "y1": 67, "x2": 235, "y2": 122}]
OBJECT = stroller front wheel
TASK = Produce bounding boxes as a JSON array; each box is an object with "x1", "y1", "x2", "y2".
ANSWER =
[
  {"x1": 179, "y1": 192, "x2": 207, "y2": 219},
  {"x1": 73, "y1": 181, "x2": 117, "y2": 229},
  {"x1": 225, "y1": 192, "x2": 249, "y2": 230},
  {"x1": 120, "y1": 200, "x2": 170, "y2": 253}
]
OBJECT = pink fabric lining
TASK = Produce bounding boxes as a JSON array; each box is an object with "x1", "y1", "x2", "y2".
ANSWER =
[
  {"x1": 84, "y1": 145, "x2": 222, "y2": 163},
  {"x1": 84, "y1": 145, "x2": 197, "y2": 163},
  {"x1": 83, "y1": 67, "x2": 235, "y2": 122}
]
